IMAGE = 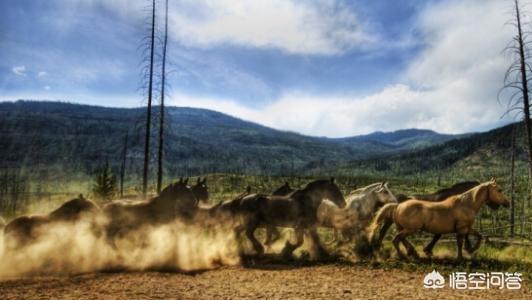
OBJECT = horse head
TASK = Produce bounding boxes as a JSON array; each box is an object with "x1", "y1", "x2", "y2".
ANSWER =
[
  {"x1": 272, "y1": 182, "x2": 295, "y2": 196},
  {"x1": 304, "y1": 177, "x2": 346, "y2": 208},
  {"x1": 192, "y1": 177, "x2": 209, "y2": 203},
  {"x1": 373, "y1": 182, "x2": 397, "y2": 205},
  {"x1": 485, "y1": 177, "x2": 510, "y2": 210},
  {"x1": 159, "y1": 179, "x2": 198, "y2": 216}
]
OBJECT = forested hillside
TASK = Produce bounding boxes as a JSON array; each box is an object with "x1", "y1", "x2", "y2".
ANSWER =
[{"x1": 0, "y1": 101, "x2": 457, "y2": 180}]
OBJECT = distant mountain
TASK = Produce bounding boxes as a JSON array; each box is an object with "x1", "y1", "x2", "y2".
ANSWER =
[
  {"x1": 332, "y1": 122, "x2": 528, "y2": 178},
  {"x1": 0, "y1": 101, "x2": 461, "y2": 180},
  {"x1": 336, "y1": 129, "x2": 464, "y2": 150}
]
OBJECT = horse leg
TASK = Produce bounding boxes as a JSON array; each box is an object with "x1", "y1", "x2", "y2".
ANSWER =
[
  {"x1": 465, "y1": 229, "x2": 483, "y2": 254},
  {"x1": 245, "y1": 224, "x2": 264, "y2": 255},
  {"x1": 401, "y1": 233, "x2": 419, "y2": 259},
  {"x1": 281, "y1": 227, "x2": 304, "y2": 257},
  {"x1": 376, "y1": 219, "x2": 393, "y2": 247},
  {"x1": 423, "y1": 234, "x2": 441, "y2": 257},
  {"x1": 308, "y1": 228, "x2": 328, "y2": 258},
  {"x1": 393, "y1": 228, "x2": 417, "y2": 259},
  {"x1": 265, "y1": 226, "x2": 281, "y2": 246},
  {"x1": 456, "y1": 233, "x2": 465, "y2": 261}
]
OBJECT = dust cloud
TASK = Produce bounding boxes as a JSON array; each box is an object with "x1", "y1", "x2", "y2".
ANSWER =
[{"x1": 0, "y1": 216, "x2": 240, "y2": 278}]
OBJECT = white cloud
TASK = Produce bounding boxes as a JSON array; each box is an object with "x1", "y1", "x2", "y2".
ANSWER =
[
  {"x1": 38, "y1": 71, "x2": 48, "y2": 78},
  {"x1": 168, "y1": 0, "x2": 374, "y2": 55},
  {"x1": 11, "y1": 65, "x2": 26, "y2": 76},
  {"x1": 169, "y1": 0, "x2": 517, "y2": 137}
]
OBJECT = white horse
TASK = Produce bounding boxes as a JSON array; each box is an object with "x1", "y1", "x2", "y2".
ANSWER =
[{"x1": 336, "y1": 182, "x2": 397, "y2": 242}]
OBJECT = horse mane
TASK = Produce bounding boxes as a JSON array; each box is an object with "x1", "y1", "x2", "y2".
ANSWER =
[{"x1": 348, "y1": 182, "x2": 382, "y2": 195}]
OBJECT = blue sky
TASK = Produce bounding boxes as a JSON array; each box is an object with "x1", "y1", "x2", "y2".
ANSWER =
[{"x1": 0, "y1": 0, "x2": 521, "y2": 137}]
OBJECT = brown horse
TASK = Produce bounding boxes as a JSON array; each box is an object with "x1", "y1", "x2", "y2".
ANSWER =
[
  {"x1": 391, "y1": 180, "x2": 482, "y2": 252},
  {"x1": 264, "y1": 182, "x2": 296, "y2": 246},
  {"x1": 192, "y1": 177, "x2": 209, "y2": 204},
  {"x1": 369, "y1": 178, "x2": 509, "y2": 260},
  {"x1": 231, "y1": 178, "x2": 346, "y2": 257},
  {"x1": 3, "y1": 194, "x2": 100, "y2": 250},
  {"x1": 102, "y1": 179, "x2": 197, "y2": 247},
  {"x1": 397, "y1": 181, "x2": 480, "y2": 203},
  {"x1": 272, "y1": 182, "x2": 295, "y2": 196}
]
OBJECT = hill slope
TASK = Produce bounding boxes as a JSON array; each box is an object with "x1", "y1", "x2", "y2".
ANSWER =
[
  {"x1": 0, "y1": 100, "x2": 459, "y2": 180},
  {"x1": 333, "y1": 122, "x2": 528, "y2": 179}
]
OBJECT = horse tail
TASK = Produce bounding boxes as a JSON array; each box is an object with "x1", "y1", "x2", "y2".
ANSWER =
[{"x1": 367, "y1": 203, "x2": 397, "y2": 249}]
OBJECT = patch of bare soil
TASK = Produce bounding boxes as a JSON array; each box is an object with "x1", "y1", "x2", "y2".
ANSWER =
[{"x1": 0, "y1": 261, "x2": 529, "y2": 299}]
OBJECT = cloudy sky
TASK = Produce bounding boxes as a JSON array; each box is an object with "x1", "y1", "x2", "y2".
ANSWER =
[{"x1": 0, "y1": 0, "x2": 526, "y2": 137}]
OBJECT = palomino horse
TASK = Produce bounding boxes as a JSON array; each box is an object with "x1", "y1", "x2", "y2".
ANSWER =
[
  {"x1": 3, "y1": 194, "x2": 100, "y2": 250},
  {"x1": 336, "y1": 182, "x2": 397, "y2": 242},
  {"x1": 102, "y1": 179, "x2": 197, "y2": 246},
  {"x1": 0, "y1": 216, "x2": 5, "y2": 231},
  {"x1": 191, "y1": 177, "x2": 209, "y2": 204},
  {"x1": 395, "y1": 180, "x2": 482, "y2": 253},
  {"x1": 232, "y1": 178, "x2": 346, "y2": 257},
  {"x1": 369, "y1": 178, "x2": 509, "y2": 260}
]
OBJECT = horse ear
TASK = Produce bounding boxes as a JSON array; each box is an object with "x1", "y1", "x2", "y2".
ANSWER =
[
  {"x1": 203, "y1": 177, "x2": 207, "y2": 184},
  {"x1": 179, "y1": 177, "x2": 183, "y2": 183},
  {"x1": 196, "y1": 177, "x2": 201, "y2": 184},
  {"x1": 380, "y1": 182, "x2": 385, "y2": 188},
  {"x1": 184, "y1": 178, "x2": 189, "y2": 185},
  {"x1": 330, "y1": 177, "x2": 335, "y2": 183}
]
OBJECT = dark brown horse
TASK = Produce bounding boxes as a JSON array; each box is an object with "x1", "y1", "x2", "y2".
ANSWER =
[
  {"x1": 102, "y1": 179, "x2": 197, "y2": 247},
  {"x1": 192, "y1": 177, "x2": 209, "y2": 204},
  {"x1": 229, "y1": 178, "x2": 346, "y2": 257},
  {"x1": 264, "y1": 182, "x2": 296, "y2": 246},
  {"x1": 272, "y1": 182, "x2": 295, "y2": 196},
  {"x1": 3, "y1": 194, "x2": 100, "y2": 250},
  {"x1": 397, "y1": 181, "x2": 480, "y2": 203}
]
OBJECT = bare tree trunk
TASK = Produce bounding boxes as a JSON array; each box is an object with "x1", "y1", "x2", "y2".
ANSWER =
[
  {"x1": 515, "y1": 0, "x2": 532, "y2": 207},
  {"x1": 510, "y1": 126, "x2": 516, "y2": 237},
  {"x1": 120, "y1": 132, "x2": 129, "y2": 198},
  {"x1": 157, "y1": 0, "x2": 169, "y2": 194},
  {"x1": 143, "y1": 0, "x2": 156, "y2": 197}
]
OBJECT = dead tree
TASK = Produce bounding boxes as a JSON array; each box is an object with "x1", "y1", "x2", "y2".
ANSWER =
[
  {"x1": 157, "y1": 0, "x2": 169, "y2": 194},
  {"x1": 120, "y1": 131, "x2": 129, "y2": 198},
  {"x1": 510, "y1": 126, "x2": 516, "y2": 237},
  {"x1": 142, "y1": 0, "x2": 157, "y2": 197},
  {"x1": 501, "y1": 0, "x2": 532, "y2": 206}
]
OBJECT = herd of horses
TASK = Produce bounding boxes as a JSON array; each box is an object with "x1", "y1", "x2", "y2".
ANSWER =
[{"x1": 0, "y1": 177, "x2": 509, "y2": 261}]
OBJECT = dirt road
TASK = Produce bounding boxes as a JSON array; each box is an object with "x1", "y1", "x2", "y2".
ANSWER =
[{"x1": 0, "y1": 263, "x2": 529, "y2": 299}]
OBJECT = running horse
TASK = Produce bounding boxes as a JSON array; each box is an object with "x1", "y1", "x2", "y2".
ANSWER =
[
  {"x1": 102, "y1": 178, "x2": 197, "y2": 247},
  {"x1": 369, "y1": 178, "x2": 509, "y2": 260},
  {"x1": 3, "y1": 194, "x2": 100, "y2": 250},
  {"x1": 232, "y1": 178, "x2": 346, "y2": 257}
]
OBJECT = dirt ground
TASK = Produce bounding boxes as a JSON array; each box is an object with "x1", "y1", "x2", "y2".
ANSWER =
[{"x1": 0, "y1": 262, "x2": 529, "y2": 300}]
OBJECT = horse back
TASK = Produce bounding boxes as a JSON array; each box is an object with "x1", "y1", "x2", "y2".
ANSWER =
[{"x1": 49, "y1": 198, "x2": 100, "y2": 221}]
